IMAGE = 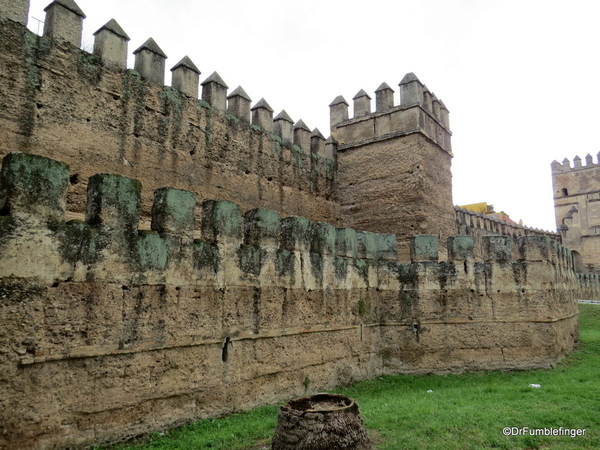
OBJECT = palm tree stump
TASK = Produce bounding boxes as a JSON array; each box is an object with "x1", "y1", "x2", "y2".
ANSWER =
[{"x1": 271, "y1": 393, "x2": 372, "y2": 450}]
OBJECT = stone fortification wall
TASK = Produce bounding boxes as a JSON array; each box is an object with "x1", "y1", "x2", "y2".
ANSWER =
[
  {"x1": 455, "y1": 206, "x2": 560, "y2": 260},
  {"x1": 0, "y1": 2, "x2": 338, "y2": 231},
  {"x1": 551, "y1": 155, "x2": 600, "y2": 272},
  {"x1": 331, "y1": 75, "x2": 455, "y2": 262},
  {"x1": 0, "y1": 152, "x2": 586, "y2": 449}
]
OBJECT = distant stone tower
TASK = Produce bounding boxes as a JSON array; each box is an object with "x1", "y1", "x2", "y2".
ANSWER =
[
  {"x1": 551, "y1": 154, "x2": 600, "y2": 273},
  {"x1": 331, "y1": 73, "x2": 454, "y2": 261}
]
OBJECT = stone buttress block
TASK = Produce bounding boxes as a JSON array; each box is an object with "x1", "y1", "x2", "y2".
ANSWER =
[
  {"x1": 280, "y1": 216, "x2": 311, "y2": 289},
  {"x1": 334, "y1": 227, "x2": 357, "y2": 288},
  {"x1": 201, "y1": 199, "x2": 243, "y2": 286},
  {"x1": 239, "y1": 208, "x2": 280, "y2": 283},
  {"x1": 308, "y1": 222, "x2": 336, "y2": 290},
  {"x1": 0, "y1": 153, "x2": 75, "y2": 282},
  {"x1": 151, "y1": 187, "x2": 197, "y2": 239},
  {"x1": 78, "y1": 173, "x2": 144, "y2": 282},
  {"x1": 482, "y1": 235, "x2": 512, "y2": 263},
  {"x1": 410, "y1": 235, "x2": 439, "y2": 262},
  {"x1": 0, "y1": 152, "x2": 69, "y2": 222}
]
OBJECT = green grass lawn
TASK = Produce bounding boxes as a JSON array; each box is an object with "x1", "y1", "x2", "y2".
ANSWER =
[{"x1": 105, "y1": 305, "x2": 600, "y2": 449}]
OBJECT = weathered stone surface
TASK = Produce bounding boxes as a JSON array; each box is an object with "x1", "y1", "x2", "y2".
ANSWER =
[{"x1": 0, "y1": 13, "x2": 589, "y2": 450}]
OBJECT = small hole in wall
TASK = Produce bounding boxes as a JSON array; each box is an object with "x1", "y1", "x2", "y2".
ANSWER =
[
  {"x1": 521, "y1": 288, "x2": 526, "y2": 293},
  {"x1": 267, "y1": 177, "x2": 273, "y2": 182},
  {"x1": 245, "y1": 170, "x2": 250, "y2": 175},
  {"x1": 69, "y1": 174, "x2": 79, "y2": 185},
  {"x1": 222, "y1": 337, "x2": 231, "y2": 363},
  {"x1": 36, "y1": 103, "x2": 43, "y2": 109}
]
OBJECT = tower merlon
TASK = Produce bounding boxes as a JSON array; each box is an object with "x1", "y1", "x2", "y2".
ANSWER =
[
  {"x1": 171, "y1": 56, "x2": 201, "y2": 99},
  {"x1": 352, "y1": 89, "x2": 372, "y2": 118},
  {"x1": 293, "y1": 119, "x2": 311, "y2": 154},
  {"x1": 133, "y1": 38, "x2": 168, "y2": 86},
  {"x1": 251, "y1": 98, "x2": 274, "y2": 133},
  {"x1": 331, "y1": 76, "x2": 451, "y2": 154},
  {"x1": 324, "y1": 136, "x2": 337, "y2": 160},
  {"x1": 273, "y1": 110, "x2": 294, "y2": 144},
  {"x1": 0, "y1": 0, "x2": 30, "y2": 26},
  {"x1": 43, "y1": 0, "x2": 86, "y2": 48},
  {"x1": 375, "y1": 82, "x2": 394, "y2": 112},
  {"x1": 201, "y1": 71, "x2": 229, "y2": 112},
  {"x1": 227, "y1": 86, "x2": 252, "y2": 122},
  {"x1": 399, "y1": 72, "x2": 424, "y2": 107},
  {"x1": 310, "y1": 128, "x2": 326, "y2": 157},
  {"x1": 93, "y1": 19, "x2": 130, "y2": 69},
  {"x1": 329, "y1": 95, "x2": 349, "y2": 129}
]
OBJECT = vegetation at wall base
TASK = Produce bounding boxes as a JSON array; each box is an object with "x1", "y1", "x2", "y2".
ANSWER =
[{"x1": 105, "y1": 305, "x2": 600, "y2": 450}]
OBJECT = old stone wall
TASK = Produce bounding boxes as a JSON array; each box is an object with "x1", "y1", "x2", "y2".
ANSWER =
[
  {"x1": 0, "y1": 14, "x2": 338, "y2": 231},
  {"x1": 0, "y1": 152, "x2": 587, "y2": 449},
  {"x1": 0, "y1": 2, "x2": 593, "y2": 449},
  {"x1": 455, "y1": 207, "x2": 561, "y2": 260},
  {"x1": 552, "y1": 155, "x2": 600, "y2": 272},
  {"x1": 332, "y1": 75, "x2": 455, "y2": 262}
]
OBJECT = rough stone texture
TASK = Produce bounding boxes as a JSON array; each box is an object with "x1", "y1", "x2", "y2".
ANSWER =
[
  {"x1": 552, "y1": 155, "x2": 600, "y2": 273},
  {"x1": 336, "y1": 132, "x2": 454, "y2": 262},
  {"x1": 0, "y1": 8, "x2": 592, "y2": 450},
  {"x1": 0, "y1": 154, "x2": 588, "y2": 449},
  {"x1": 455, "y1": 207, "x2": 560, "y2": 260},
  {"x1": 0, "y1": 20, "x2": 338, "y2": 232}
]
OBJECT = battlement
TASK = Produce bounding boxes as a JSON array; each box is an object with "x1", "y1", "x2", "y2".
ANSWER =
[
  {"x1": 0, "y1": 152, "x2": 395, "y2": 289},
  {"x1": 330, "y1": 73, "x2": 451, "y2": 153},
  {"x1": 551, "y1": 153, "x2": 600, "y2": 173},
  {"x1": 0, "y1": 151, "x2": 587, "y2": 449},
  {"x1": 455, "y1": 206, "x2": 559, "y2": 240},
  {"x1": 0, "y1": 0, "x2": 341, "y2": 230},
  {"x1": 0, "y1": 152, "x2": 578, "y2": 287}
]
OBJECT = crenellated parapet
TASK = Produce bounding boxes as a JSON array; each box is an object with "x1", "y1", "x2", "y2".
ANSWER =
[
  {"x1": 329, "y1": 73, "x2": 451, "y2": 154},
  {"x1": 0, "y1": 0, "x2": 338, "y2": 229},
  {"x1": 455, "y1": 206, "x2": 560, "y2": 260},
  {"x1": 0, "y1": 152, "x2": 585, "y2": 449},
  {"x1": 0, "y1": 152, "x2": 391, "y2": 290},
  {"x1": 551, "y1": 153, "x2": 600, "y2": 173}
]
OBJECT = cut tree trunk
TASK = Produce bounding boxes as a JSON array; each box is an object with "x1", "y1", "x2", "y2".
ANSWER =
[{"x1": 271, "y1": 393, "x2": 372, "y2": 450}]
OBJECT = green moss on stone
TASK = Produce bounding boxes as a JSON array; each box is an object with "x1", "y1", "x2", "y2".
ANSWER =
[
  {"x1": 77, "y1": 52, "x2": 104, "y2": 83},
  {"x1": 276, "y1": 249, "x2": 295, "y2": 277},
  {"x1": 152, "y1": 188, "x2": 196, "y2": 235},
  {"x1": 238, "y1": 244, "x2": 265, "y2": 276},
  {"x1": 0, "y1": 152, "x2": 70, "y2": 218},
  {"x1": 138, "y1": 231, "x2": 168, "y2": 271},
  {"x1": 194, "y1": 240, "x2": 220, "y2": 274},
  {"x1": 201, "y1": 200, "x2": 242, "y2": 242}
]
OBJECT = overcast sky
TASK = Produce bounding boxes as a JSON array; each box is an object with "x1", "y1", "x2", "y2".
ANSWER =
[{"x1": 28, "y1": 0, "x2": 600, "y2": 232}]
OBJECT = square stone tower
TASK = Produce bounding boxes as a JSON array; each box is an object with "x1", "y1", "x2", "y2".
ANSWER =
[
  {"x1": 551, "y1": 154, "x2": 600, "y2": 272},
  {"x1": 331, "y1": 74, "x2": 454, "y2": 261}
]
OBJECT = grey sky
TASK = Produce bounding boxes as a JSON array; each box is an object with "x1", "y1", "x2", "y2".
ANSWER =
[{"x1": 28, "y1": 0, "x2": 600, "y2": 231}]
